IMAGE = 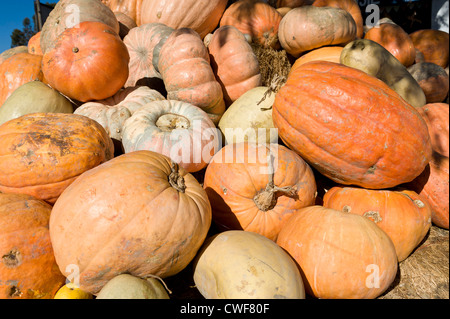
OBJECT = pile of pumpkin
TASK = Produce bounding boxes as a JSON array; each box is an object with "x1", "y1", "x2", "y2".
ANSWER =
[{"x1": 0, "y1": 0, "x2": 448, "y2": 300}]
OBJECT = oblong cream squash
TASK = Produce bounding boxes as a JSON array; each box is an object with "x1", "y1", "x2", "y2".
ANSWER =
[
  {"x1": 218, "y1": 87, "x2": 277, "y2": 145},
  {"x1": 96, "y1": 274, "x2": 170, "y2": 299},
  {"x1": 193, "y1": 230, "x2": 305, "y2": 299}
]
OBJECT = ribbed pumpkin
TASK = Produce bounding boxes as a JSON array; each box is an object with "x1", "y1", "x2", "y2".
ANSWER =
[
  {"x1": 157, "y1": 28, "x2": 225, "y2": 124},
  {"x1": 121, "y1": 99, "x2": 220, "y2": 173},
  {"x1": 312, "y1": 0, "x2": 364, "y2": 39},
  {"x1": 42, "y1": 21, "x2": 130, "y2": 103},
  {"x1": 49, "y1": 150, "x2": 212, "y2": 294},
  {"x1": 0, "y1": 193, "x2": 66, "y2": 299},
  {"x1": 278, "y1": 6, "x2": 356, "y2": 57},
  {"x1": 203, "y1": 142, "x2": 317, "y2": 241},
  {"x1": 364, "y1": 23, "x2": 415, "y2": 67},
  {"x1": 416, "y1": 103, "x2": 449, "y2": 157},
  {"x1": 220, "y1": 0, "x2": 283, "y2": 49},
  {"x1": 123, "y1": 23, "x2": 174, "y2": 88},
  {"x1": 272, "y1": 61, "x2": 432, "y2": 189},
  {"x1": 74, "y1": 86, "x2": 165, "y2": 141},
  {"x1": 40, "y1": 0, "x2": 120, "y2": 54},
  {"x1": 276, "y1": 206, "x2": 398, "y2": 299},
  {"x1": 0, "y1": 53, "x2": 45, "y2": 107},
  {"x1": 276, "y1": 0, "x2": 313, "y2": 7},
  {"x1": 27, "y1": 31, "x2": 43, "y2": 55},
  {"x1": 290, "y1": 46, "x2": 343, "y2": 74},
  {"x1": 323, "y1": 187, "x2": 432, "y2": 262},
  {"x1": 410, "y1": 29, "x2": 449, "y2": 69},
  {"x1": 408, "y1": 62, "x2": 449, "y2": 104},
  {"x1": 140, "y1": 0, "x2": 227, "y2": 38},
  {"x1": 207, "y1": 25, "x2": 261, "y2": 105},
  {"x1": 0, "y1": 113, "x2": 114, "y2": 204}
]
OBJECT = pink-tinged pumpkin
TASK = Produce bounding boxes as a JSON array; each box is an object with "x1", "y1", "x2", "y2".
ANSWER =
[
  {"x1": 278, "y1": 6, "x2": 356, "y2": 57},
  {"x1": 323, "y1": 187, "x2": 432, "y2": 262},
  {"x1": 157, "y1": 28, "x2": 226, "y2": 124},
  {"x1": 42, "y1": 21, "x2": 130, "y2": 103},
  {"x1": 140, "y1": 0, "x2": 227, "y2": 38},
  {"x1": 121, "y1": 99, "x2": 220, "y2": 173},
  {"x1": 203, "y1": 142, "x2": 317, "y2": 241},
  {"x1": 0, "y1": 113, "x2": 114, "y2": 204},
  {"x1": 220, "y1": 0, "x2": 283, "y2": 49},
  {"x1": 272, "y1": 61, "x2": 432, "y2": 189},
  {"x1": 114, "y1": 11, "x2": 137, "y2": 39},
  {"x1": 276, "y1": 206, "x2": 398, "y2": 299},
  {"x1": 49, "y1": 150, "x2": 212, "y2": 294},
  {"x1": 102, "y1": 0, "x2": 143, "y2": 25},
  {"x1": 207, "y1": 25, "x2": 261, "y2": 106},
  {"x1": 0, "y1": 193, "x2": 66, "y2": 299},
  {"x1": 416, "y1": 103, "x2": 449, "y2": 157},
  {"x1": 123, "y1": 23, "x2": 174, "y2": 88}
]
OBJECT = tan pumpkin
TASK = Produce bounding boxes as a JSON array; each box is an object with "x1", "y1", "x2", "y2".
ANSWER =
[
  {"x1": 277, "y1": 206, "x2": 398, "y2": 299},
  {"x1": 220, "y1": 0, "x2": 283, "y2": 49},
  {"x1": 140, "y1": 0, "x2": 228, "y2": 38},
  {"x1": 96, "y1": 274, "x2": 170, "y2": 299},
  {"x1": 323, "y1": 187, "x2": 432, "y2": 262},
  {"x1": 203, "y1": 142, "x2": 317, "y2": 241},
  {"x1": 207, "y1": 25, "x2": 261, "y2": 105},
  {"x1": 49, "y1": 150, "x2": 212, "y2": 294},
  {"x1": 0, "y1": 193, "x2": 66, "y2": 299},
  {"x1": 157, "y1": 28, "x2": 226, "y2": 124},
  {"x1": 0, "y1": 113, "x2": 114, "y2": 204},
  {"x1": 102, "y1": 0, "x2": 143, "y2": 25},
  {"x1": 74, "y1": 86, "x2": 165, "y2": 141},
  {"x1": 0, "y1": 46, "x2": 28, "y2": 65},
  {"x1": 121, "y1": 99, "x2": 220, "y2": 173},
  {"x1": 278, "y1": 5, "x2": 356, "y2": 57}
]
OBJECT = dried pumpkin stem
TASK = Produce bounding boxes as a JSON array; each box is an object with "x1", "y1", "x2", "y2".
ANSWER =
[
  {"x1": 144, "y1": 274, "x2": 172, "y2": 295},
  {"x1": 253, "y1": 153, "x2": 298, "y2": 211},
  {"x1": 257, "y1": 73, "x2": 286, "y2": 108},
  {"x1": 168, "y1": 161, "x2": 186, "y2": 193}
]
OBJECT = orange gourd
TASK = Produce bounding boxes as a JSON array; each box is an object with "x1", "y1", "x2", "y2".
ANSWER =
[
  {"x1": 416, "y1": 103, "x2": 449, "y2": 157},
  {"x1": 27, "y1": 31, "x2": 43, "y2": 55},
  {"x1": 410, "y1": 29, "x2": 449, "y2": 69},
  {"x1": 290, "y1": 46, "x2": 343, "y2": 74}
]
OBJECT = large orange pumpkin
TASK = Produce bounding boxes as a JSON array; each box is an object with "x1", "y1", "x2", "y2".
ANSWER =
[
  {"x1": 409, "y1": 29, "x2": 449, "y2": 69},
  {"x1": 272, "y1": 61, "x2": 432, "y2": 189},
  {"x1": 416, "y1": 103, "x2": 449, "y2": 157},
  {"x1": 276, "y1": 206, "x2": 398, "y2": 299},
  {"x1": 220, "y1": 0, "x2": 283, "y2": 49},
  {"x1": 203, "y1": 142, "x2": 317, "y2": 241},
  {"x1": 42, "y1": 21, "x2": 130, "y2": 103},
  {"x1": 49, "y1": 150, "x2": 212, "y2": 294},
  {"x1": 323, "y1": 187, "x2": 432, "y2": 262},
  {"x1": 0, "y1": 52, "x2": 45, "y2": 107},
  {"x1": 0, "y1": 193, "x2": 66, "y2": 299},
  {"x1": 0, "y1": 113, "x2": 114, "y2": 204},
  {"x1": 364, "y1": 23, "x2": 416, "y2": 67},
  {"x1": 157, "y1": 28, "x2": 225, "y2": 124},
  {"x1": 140, "y1": 0, "x2": 227, "y2": 38},
  {"x1": 207, "y1": 25, "x2": 261, "y2": 105}
]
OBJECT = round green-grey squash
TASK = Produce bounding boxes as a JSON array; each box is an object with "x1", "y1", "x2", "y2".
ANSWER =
[{"x1": 96, "y1": 274, "x2": 170, "y2": 299}]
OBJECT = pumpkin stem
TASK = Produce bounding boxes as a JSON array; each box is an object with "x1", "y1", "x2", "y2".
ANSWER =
[
  {"x1": 168, "y1": 161, "x2": 186, "y2": 193},
  {"x1": 257, "y1": 73, "x2": 286, "y2": 108},
  {"x1": 253, "y1": 153, "x2": 298, "y2": 211},
  {"x1": 144, "y1": 274, "x2": 172, "y2": 295}
]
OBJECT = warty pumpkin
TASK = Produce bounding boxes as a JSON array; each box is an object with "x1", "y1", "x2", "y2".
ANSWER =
[
  {"x1": 278, "y1": 5, "x2": 356, "y2": 57},
  {"x1": 140, "y1": 0, "x2": 228, "y2": 38},
  {"x1": 49, "y1": 150, "x2": 212, "y2": 295},
  {"x1": 157, "y1": 28, "x2": 226, "y2": 125},
  {"x1": 207, "y1": 25, "x2": 261, "y2": 106},
  {"x1": 40, "y1": 0, "x2": 120, "y2": 54},
  {"x1": 323, "y1": 187, "x2": 432, "y2": 262},
  {"x1": 203, "y1": 142, "x2": 317, "y2": 241},
  {"x1": 42, "y1": 21, "x2": 130, "y2": 103},
  {"x1": 272, "y1": 61, "x2": 432, "y2": 189},
  {"x1": 0, "y1": 193, "x2": 66, "y2": 299},
  {"x1": 276, "y1": 206, "x2": 398, "y2": 299},
  {"x1": 0, "y1": 113, "x2": 114, "y2": 204},
  {"x1": 220, "y1": 0, "x2": 283, "y2": 49}
]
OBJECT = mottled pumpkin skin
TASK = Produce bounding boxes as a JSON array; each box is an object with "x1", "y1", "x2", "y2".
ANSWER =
[
  {"x1": 0, "y1": 193, "x2": 65, "y2": 299},
  {"x1": 323, "y1": 187, "x2": 432, "y2": 262},
  {"x1": 0, "y1": 46, "x2": 28, "y2": 65},
  {"x1": 408, "y1": 62, "x2": 449, "y2": 104},
  {"x1": 272, "y1": 61, "x2": 432, "y2": 189},
  {"x1": 0, "y1": 53, "x2": 45, "y2": 107},
  {"x1": 203, "y1": 142, "x2": 317, "y2": 241},
  {"x1": 0, "y1": 113, "x2": 114, "y2": 204},
  {"x1": 42, "y1": 21, "x2": 130, "y2": 103},
  {"x1": 49, "y1": 150, "x2": 212, "y2": 295},
  {"x1": 410, "y1": 29, "x2": 449, "y2": 69},
  {"x1": 364, "y1": 23, "x2": 416, "y2": 67},
  {"x1": 140, "y1": 0, "x2": 227, "y2": 38},
  {"x1": 40, "y1": 0, "x2": 120, "y2": 54}
]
